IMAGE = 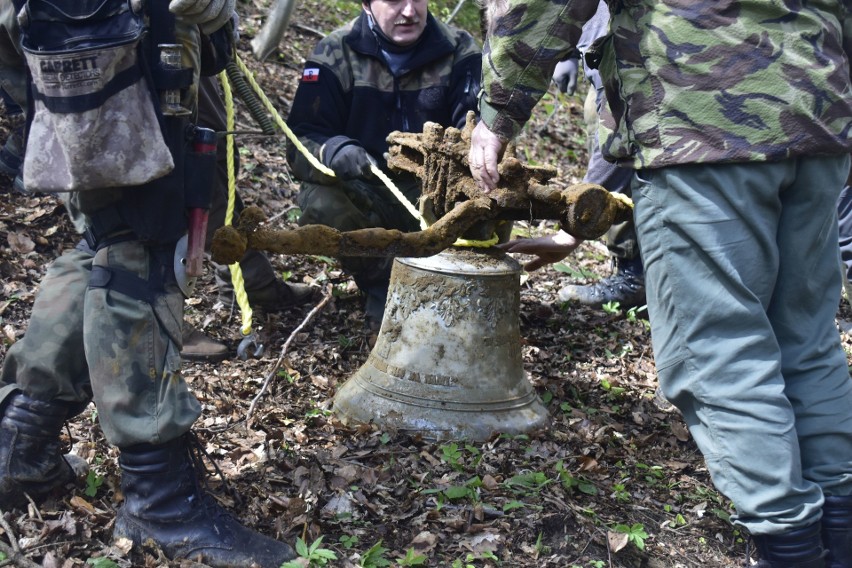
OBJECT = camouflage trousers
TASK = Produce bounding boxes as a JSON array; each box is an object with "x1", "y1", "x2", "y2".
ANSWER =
[
  {"x1": 0, "y1": 0, "x2": 26, "y2": 108},
  {"x1": 0, "y1": 240, "x2": 201, "y2": 447},
  {"x1": 296, "y1": 176, "x2": 421, "y2": 292}
]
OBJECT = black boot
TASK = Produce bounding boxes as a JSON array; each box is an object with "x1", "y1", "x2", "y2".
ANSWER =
[
  {"x1": 558, "y1": 256, "x2": 646, "y2": 310},
  {"x1": 115, "y1": 435, "x2": 296, "y2": 567},
  {"x1": 0, "y1": 392, "x2": 79, "y2": 507},
  {"x1": 822, "y1": 496, "x2": 852, "y2": 567},
  {"x1": 752, "y1": 522, "x2": 826, "y2": 567}
]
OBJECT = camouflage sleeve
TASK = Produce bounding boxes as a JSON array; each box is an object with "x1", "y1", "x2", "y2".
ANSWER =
[
  {"x1": 0, "y1": 0, "x2": 26, "y2": 107},
  {"x1": 480, "y1": 0, "x2": 599, "y2": 141}
]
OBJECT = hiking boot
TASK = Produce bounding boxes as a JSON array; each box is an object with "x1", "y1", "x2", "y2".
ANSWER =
[
  {"x1": 0, "y1": 392, "x2": 87, "y2": 508},
  {"x1": 822, "y1": 495, "x2": 852, "y2": 568},
  {"x1": 181, "y1": 326, "x2": 229, "y2": 362},
  {"x1": 752, "y1": 522, "x2": 826, "y2": 567},
  {"x1": 558, "y1": 256, "x2": 646, "y2": 310},
  {"x1": 219, "y1": 279, "x2": 317, "y2": 313},
  {"x1": 115, "y1": 434, "x2": 296, "y2": 567}
]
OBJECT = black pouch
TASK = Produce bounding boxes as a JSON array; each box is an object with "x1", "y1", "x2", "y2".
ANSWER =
[{"x1": 19, "y1": 0, "x2": 174, "y2": 192}]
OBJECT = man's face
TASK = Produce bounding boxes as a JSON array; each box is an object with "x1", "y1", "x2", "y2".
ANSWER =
[{"x1": 363, "y1": 0, "x2": 428, "y2": 47}]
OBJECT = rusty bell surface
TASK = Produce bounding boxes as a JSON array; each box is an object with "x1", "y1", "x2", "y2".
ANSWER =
[{"x1": 333, "y1": 247, "x2": 549, "y2": 442}]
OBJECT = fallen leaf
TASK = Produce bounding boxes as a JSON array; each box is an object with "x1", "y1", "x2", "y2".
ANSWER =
[
  {"x1": 607, "y1": 530, "x2": 630, "y2": 553},
  {"x1": 671, "y1": 420, "x2": 691, "y2": 442},
  {"x1": 114, "y1": 536, "x2": 134, "y2": 555},
  {"x1": 8, "y1": 230, "x2": 35, "y2": 254}
]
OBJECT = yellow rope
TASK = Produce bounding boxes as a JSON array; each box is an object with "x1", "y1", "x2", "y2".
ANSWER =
[
  {"x1": 454, "y1": 234, "x2": 499, "y2": 248},
  {"x1": 234, "y1": 56, "x2": 334, "y2": 178},
  {"x1": 612, "y1": 191, "x2": 634, "y2": 208},
  {"x1": 368, "y1": 164, "x2": 428, "y2": 230},
  {"x1": 218, "y1": 69, "x2": 254, "y2": 336},
  {"x1": 234, "y1": 55, "x2": 494, "y2": 248}
]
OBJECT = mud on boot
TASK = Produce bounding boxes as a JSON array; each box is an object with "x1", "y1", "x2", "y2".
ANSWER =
[
  {"x1": 115, "y1": 434, "x2": 296, "y2": 568},
  {"x1": 0, "y1": 392, "x2": 86, "y2": 508}
]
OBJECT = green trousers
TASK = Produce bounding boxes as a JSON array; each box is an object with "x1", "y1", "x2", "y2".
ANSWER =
[{"x1": 633, "y1": 155, "x2": 852, "y2": 535}]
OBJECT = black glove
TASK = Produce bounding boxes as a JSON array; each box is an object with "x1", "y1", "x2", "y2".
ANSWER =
[
  {"x1": 553, "y1": 57, "x2": 580, "y2": 95},
  {"x1": 328, "y1": 144, "x2": 374, "y2": 180}
]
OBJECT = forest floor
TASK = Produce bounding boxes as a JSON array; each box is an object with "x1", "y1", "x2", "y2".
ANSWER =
[{"x1": 2, "y1": 1, "x2": 852, "y2": 567}]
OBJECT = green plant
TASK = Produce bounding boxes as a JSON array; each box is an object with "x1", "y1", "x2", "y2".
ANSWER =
[
  {"x1": 281, "y1": 536, "x2": 338, "y2": 567},
  {"x1": 534, "y1": 531, "x2": 551, "y2": 556},
  {"x1": 464, "y1": 444, "x2": 482, "y2": 466},
  {"x1": 612, "y1": 483, "x2": 630, "y2": 503},
  {"x1": 440, "y1": 442, "x2": 464, "y2": 470},
  {"x1": 277, "y1": 369, "x2": 297, "y2": 384},
  {"x1": 397, "y1": 547, "x2": 428, "y2": 566},
  {"x1": 626, "y1": 304, "x2": 648, "y2": 324},
  {"x1": 555, "y1": 461, "x2": 598, "y2": 495},
  {"x1": 304, "y1": 406, "x2": 331, "y2": 422},
  {"x1": 503, "y1": 471, "x2": 551, "y2": 495},
  {"x1": 635, "y1": 462, "x2": 665, "y2": 486},
  {"x1": 553, "y1": 263, "x2": 598, "y2": 280},
  {"x1": 84, "y1": 470, "x2": 104, "y2": 498},
  {"x1": 503, "y1": 500, "x2": 524, "y2": 512},
  {"x1": 311, "y1": 255, "x2": 338, "y2": 266},
  {"x1": 599, "y1": 378, "x2": 626, "y2": 397},
  {"x1": 360, "y1": 540, "x2": 392, "y2": 567},
  {"x1": 613, "y1": 523, "x2": 649, "y2": 551},
  {"x1": 339, "y1": 534, "x2": 359, "y2": 549},
  {"x1": 602, "y1": 301, "x2": 621, "y2": 315},
  {"x1": 86, "y1": 558, "x2": 118, "y2": 568}
]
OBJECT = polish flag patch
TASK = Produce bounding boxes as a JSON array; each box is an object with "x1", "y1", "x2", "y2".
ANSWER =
[{"x1": 301, "y1": 68, "x2": 320, "y2": 82}]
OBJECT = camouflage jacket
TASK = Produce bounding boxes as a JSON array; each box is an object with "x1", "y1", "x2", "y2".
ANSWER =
[
  {"x1": 481, "y1": 1, "x2": 852, "y2": 169},
  {"x1": 287, "y1": 11, "x2": 481, "y2": 184}
]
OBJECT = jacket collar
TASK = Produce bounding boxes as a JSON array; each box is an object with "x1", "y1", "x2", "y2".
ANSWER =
[{"x1": 345, "y1": 11, "x2": 455, "y2": 74}]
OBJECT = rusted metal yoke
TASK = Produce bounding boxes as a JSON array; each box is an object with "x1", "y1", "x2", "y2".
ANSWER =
[{"x1": 210, "y1": 112, "x2": 632, "y2": 265}]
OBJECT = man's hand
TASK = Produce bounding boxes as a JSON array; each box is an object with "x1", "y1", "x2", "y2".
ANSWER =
[
  {"x1": 553, "y1": 57, "x2": 580, "y2": 95},
  {"x1": 468, "y1": 120, "x2": 507, "y2": 192},
  {"x1": 328, "y1": 144, "x2": 374, "y2": 180},
  {"x1": 169, "y1": 0, "x2": 235, "y2": 34},
  {"x1": 497, "y1": 230, "x2": 583, "y2": 271}
]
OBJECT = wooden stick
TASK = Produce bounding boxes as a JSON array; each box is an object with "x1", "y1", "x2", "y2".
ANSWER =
[{"x1": 245, "y1": 284, "x2": 335, "y2": 427}]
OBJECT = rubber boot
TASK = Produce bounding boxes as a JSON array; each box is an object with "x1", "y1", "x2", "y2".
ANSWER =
[
  {"x1": 822, "y1": 496, "x2": 852, "y2": 568},
  {"x1": 0, "y1": 392, "x2": 79, "y2": 507},
  {"x1": 558, "y1": 255, "x2": 646, "y2": 309},
  {"x1": 115, "y1": 435, "x2": 296, "y2": 567},
  {"x1": 752, "y1": 522, "x2": 826, "y2": 567}
]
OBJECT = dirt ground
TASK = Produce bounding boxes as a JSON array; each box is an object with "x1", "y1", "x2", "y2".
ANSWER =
[{"x1": 2, "y1": 2, "x2": 852, "y2": 567}]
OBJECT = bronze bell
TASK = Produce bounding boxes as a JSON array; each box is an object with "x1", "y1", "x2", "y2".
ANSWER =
[{"x1": 333, "y1": 247, "x2": 549, "y2": 442}]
